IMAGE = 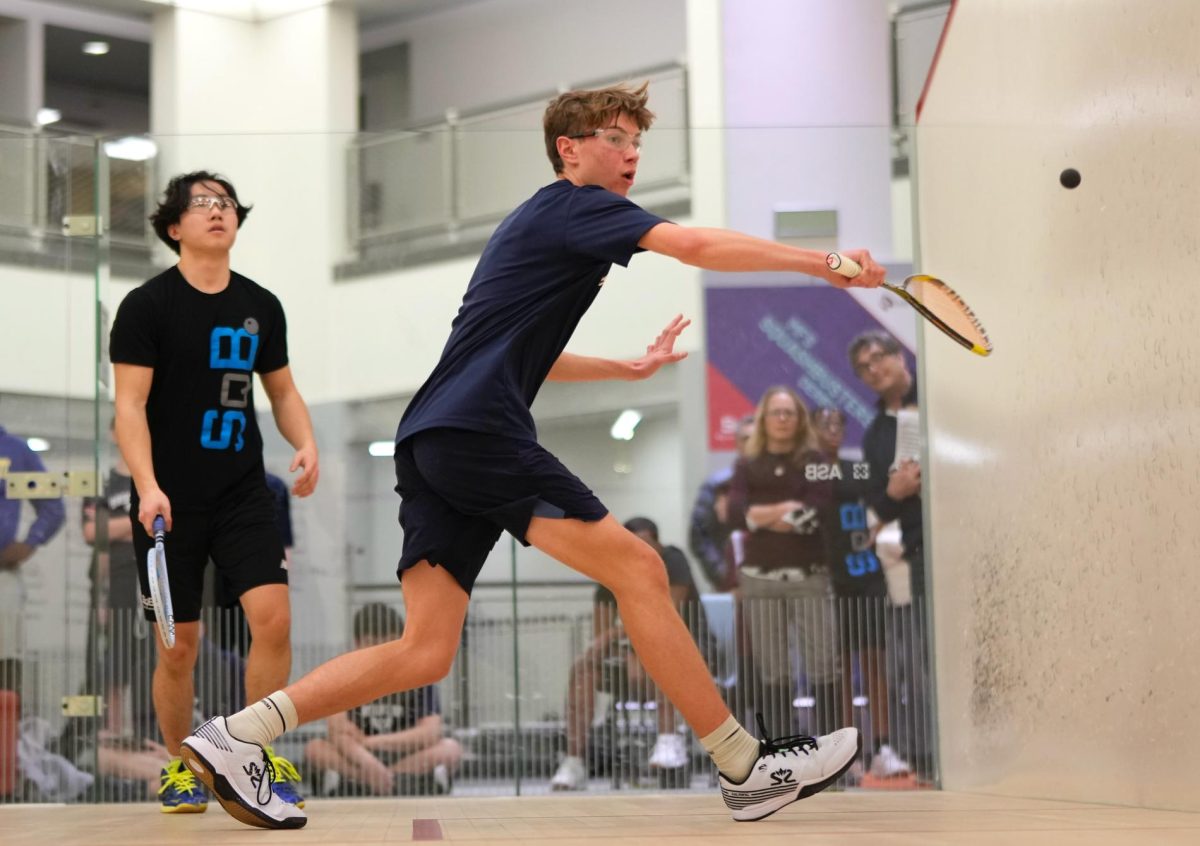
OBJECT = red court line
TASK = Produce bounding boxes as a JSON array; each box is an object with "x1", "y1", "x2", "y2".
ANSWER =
[
  {"x1": 915, "y1": 0, "x2": 960, "y2": 122},
  {"x1": 412, "y1": 818, "x2": 444, "y2": 840}
]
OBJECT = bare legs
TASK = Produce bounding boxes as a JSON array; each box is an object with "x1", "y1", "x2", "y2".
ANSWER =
[
  {"x1": 240, "y1": 584, "x2": 292, "y2": 703},
  {"x1": 283, "y1": 562, "x2": 468, "y2": 724},
  {"x1": 527, "y1": 515, "x2": 729, "y2": 738}
]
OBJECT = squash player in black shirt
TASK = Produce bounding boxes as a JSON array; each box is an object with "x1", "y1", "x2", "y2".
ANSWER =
[{"x1": 110, "y1": 172, "x2": 318, "y2": 813}]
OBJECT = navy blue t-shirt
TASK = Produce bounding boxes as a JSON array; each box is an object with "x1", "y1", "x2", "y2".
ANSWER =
[{"x1": 396, "y1": 180, "x2": 666, "y2": 443}]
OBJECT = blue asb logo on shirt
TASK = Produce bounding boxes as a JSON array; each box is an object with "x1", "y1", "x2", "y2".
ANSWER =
[
  {"x1": 200, "y1": 318, "x2": 259, "y2": 451},
  {"x1": 840, "y1": 502, "x2": 881, "y2": 578}
]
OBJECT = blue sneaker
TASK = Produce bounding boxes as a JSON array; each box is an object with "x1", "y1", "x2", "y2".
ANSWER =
[
  {"x1": 266, "y1": 747, "x2": 305, "y2": 808},
  {"x1": 159, "y1": 757, "x2": 208, "y2": 813}
]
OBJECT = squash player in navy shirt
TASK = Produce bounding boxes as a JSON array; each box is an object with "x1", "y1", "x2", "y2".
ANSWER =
[{"x1": 184, "y1": 83, "x2": 886, "y2": 828}]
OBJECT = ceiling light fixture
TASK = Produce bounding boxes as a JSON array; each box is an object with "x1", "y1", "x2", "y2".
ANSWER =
[
  {"x1": 103, "y1": 137, "x2": 158, "y2": 162},
  {"x1": 610, "y1": 409, "x2": 642, "y2": 441},
  {"x1": 82, "y1": 41, "x2": 110, "y2": 56},
  {"x1": 36, "y1": 108, "x2": 62, "y2": 126}
]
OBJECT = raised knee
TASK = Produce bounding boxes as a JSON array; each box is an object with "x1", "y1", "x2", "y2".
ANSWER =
[
  {"x1": 606, "y1": 544, "x2": 669, "y2": 600},
  {"x1": 391, "y1": 635, "x2": 455, "y2": 687},
  {"x1": 304, "y1": 737, "x2": 332, "y2": 756}
]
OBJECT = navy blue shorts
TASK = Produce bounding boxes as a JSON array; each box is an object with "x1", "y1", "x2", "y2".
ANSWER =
[{"x1": 394, "y1": 428, "x2": 608, "y2": 595}]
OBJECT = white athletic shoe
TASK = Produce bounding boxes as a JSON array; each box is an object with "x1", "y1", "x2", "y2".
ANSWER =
[
  {"x1": 648, "y1": 733, "x2": 688, "y2": 769},
  {"x1": 180, "y1": 717, "x2": 307, "y2": 830},
  {"x1": 549, "y1": 755, "x2": 587, "y2": 791},
  {"x1": 868, "y1": 743, "x2": 911, "y2": 779},
  {"x1": 719, "y1": 719, "x2": 861, "y2": 822},
  {"x1": 432, "y1": 763, "x2": 452, "y2": 795}
]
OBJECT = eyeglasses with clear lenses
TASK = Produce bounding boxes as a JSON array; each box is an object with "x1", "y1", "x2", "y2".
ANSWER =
[
  {"x1": 568, "y1": 126, "x2": 643, "y2": 152},
  {"x1": 187, "y1": 195, "x2": 238, "y2": 213},
  {"x1": 766, "y1": 408, "x2": 798, "y2": 420},
  {"x1": 853, "y1": 348, "x2": 891, "y2": 375}
]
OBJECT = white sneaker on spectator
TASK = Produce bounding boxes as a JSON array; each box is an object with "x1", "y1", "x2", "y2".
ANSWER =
[
  {"x1": 648, "y1": 733, "x2": 688, "y2": 769},
  {"x1": 180, "y1": 717, "x2": 307, "y2": 830},
  {"x1": 719, "y1": 719, "x2": 860, "y2": 822},
  {"x1": 550, "y1": 755, "x2": 587, "y2": 791},
  {"x1": 868, "y1": 744, "x2": 911, "y2": 779},
  {"x1": 432, "y1": 764, "x2": 452, "y2": 795}
]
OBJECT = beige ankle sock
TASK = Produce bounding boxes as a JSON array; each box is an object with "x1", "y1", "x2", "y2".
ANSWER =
[
  {"x1": 700, "y1": 715, "x2": 761, "y2": 782},
  {"x1": 225, "y1": 691, "x2": 299, "y2": 748}
]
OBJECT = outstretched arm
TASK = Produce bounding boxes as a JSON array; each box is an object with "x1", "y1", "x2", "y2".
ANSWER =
[
  {"x1": 639, "y1": 223, "x2": 885, "y2": 289},
  {"x1": 547, "y1": 314, "x2": 690, "y2": 382}
]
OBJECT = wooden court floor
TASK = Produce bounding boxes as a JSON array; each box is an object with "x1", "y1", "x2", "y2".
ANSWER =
[{"x1": 2, "y1": 790, "x2": 1197, "y2": 845}]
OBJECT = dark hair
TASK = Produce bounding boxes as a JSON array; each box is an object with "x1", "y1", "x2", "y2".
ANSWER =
[
  {"x1": 352, "y1": 603, "x2": 405, "y2": 642},
  {"x1": 813, "y1": 406, "x2": 845, "y2": 425},
  {"x1": 149, "y1": 170, "x2": 252, "y2": 254},
  {"x1": 848, "y1": 330, "x2": 902, "y2": 367},
  {"x1": 543, "y1": 82, "x2": 655, "y2": 175},
  {"x1": 623, "y1": 516, "x2": 659, "y2": 541}
]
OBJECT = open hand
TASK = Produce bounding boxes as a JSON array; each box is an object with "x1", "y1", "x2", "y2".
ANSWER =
[{"x1": 629, "y1": 314, "x2": 691, "y2": 380}]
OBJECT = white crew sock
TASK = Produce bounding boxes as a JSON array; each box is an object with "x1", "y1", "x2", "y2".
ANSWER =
[
  {"x1": 225, "y1": 691, "x2": 299, "y2": 749},
  {"x1": 700, "y1": 715, "x2": 761, "y2": 782}
]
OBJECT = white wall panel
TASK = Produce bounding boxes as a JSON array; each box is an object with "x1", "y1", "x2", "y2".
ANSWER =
[{"x1": 918, "y1": 0, "x2": 1200, "y2": 812}]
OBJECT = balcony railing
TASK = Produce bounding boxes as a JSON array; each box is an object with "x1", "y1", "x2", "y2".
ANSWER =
[
  {"x1": 342, "y1": 63, "x2": 690, "y2": 274},
  {"x1": 0, "y1": 125, "x2": 155, "y2": 253}
]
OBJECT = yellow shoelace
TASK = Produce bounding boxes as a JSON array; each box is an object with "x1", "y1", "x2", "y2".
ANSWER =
[
  {"x1": 265, "y1": 748, "x2": 301, "y2": 784},
  {"x1": 158, "y1": 761, "x2": 201, "y2": 796}
]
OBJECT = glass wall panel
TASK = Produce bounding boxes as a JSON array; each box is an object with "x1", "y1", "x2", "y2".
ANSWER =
[
  {"x1": 1, "y1": 92, "x2": 937, "y2": 807},
  {"x1": 1, "y1": 131, "x2": 104, "y2": 804}
]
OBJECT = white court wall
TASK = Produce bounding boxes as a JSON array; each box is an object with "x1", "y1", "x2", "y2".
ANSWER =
[{"x1": 917, "y1": 0, "x2": 1200, "y2": 811}]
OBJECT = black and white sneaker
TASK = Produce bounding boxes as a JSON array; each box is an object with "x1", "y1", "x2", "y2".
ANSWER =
[
  {"x1": 180, "y1": 717, "x2": 307, "y2": 830},
  {"x1": 719, "y1": 716, "x2": 861, "y2": 822}
]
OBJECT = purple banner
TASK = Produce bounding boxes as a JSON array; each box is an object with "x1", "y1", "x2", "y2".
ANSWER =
[{"x1": 705, "y1": 286, "x2": 916, "y2": 452}]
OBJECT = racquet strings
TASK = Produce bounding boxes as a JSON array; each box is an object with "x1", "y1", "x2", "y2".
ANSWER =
[{"x1": 902, "y1": 275, "x2": 993, "y2": 354}]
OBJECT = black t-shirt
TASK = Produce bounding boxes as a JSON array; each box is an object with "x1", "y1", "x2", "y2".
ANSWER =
[
  {"x1": 821, "y1": 459, "x2": 887, "y2": 598},
  {"x1": 83, "y1": 469, "x2": 139, "y2": 609},
  {"x1": 861, "y1": 379, "x2": 924, "y2": 594},
  {"x1": 109, "y1": 267, "x2": 288, "y2": 509},
  {"x1": 396, "y1": 180, "x2": 665, "y2": 444},
  {"x1": 349, "y1": 686, "x2": 439, "y2": 735}
]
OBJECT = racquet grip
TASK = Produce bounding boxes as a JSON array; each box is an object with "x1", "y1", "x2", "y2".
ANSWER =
[
  {"x1": 153, "y1": 515, "x2": 165, "y2": 540},
  {"x1": 825, "y1": 252, "x2": 862, "y2": 279}
]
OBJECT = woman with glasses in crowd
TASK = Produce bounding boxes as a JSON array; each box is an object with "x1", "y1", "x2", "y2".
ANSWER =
[{"x1": 726, "y1": 387, "x2": 841, "y2": 738}]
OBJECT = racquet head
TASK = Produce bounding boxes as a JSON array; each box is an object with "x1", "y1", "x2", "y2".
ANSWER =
[
  {"x1": 888, "y1": 275, "x2": 992, "y2": 357},
  {"x1": 825, "y1": 253, "x2": 993, "y2": 356},
  {"x1": 148, "y1": 515, "x2": 176, "y2": 648}
]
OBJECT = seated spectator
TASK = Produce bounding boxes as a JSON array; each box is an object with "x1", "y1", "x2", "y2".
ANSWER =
[
  {"x1": 551, "y1": 517, "x2": 708, "y2": 790},
  {"x1": 304, "y1": 603, "x2": 461, "y2": 796}
]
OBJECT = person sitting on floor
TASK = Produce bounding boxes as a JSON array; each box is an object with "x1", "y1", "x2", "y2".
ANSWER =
[{"x1": 303, "y1": 603, "x2": 462, "y2": 796}]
